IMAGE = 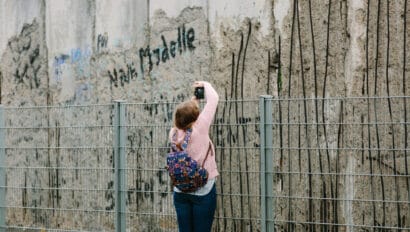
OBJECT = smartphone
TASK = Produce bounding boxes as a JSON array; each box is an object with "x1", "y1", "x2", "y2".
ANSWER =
[{"x1": 194, "y1": 87, "x2": 205, "y2": 99}]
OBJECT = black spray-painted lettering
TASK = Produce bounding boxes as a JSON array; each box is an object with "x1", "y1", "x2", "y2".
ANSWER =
[
  {"x1": 161, "y1": 35, "x2": 169, "y2": 63},
  {"x1": 139, "y1": 46, "x2": 153, "y2": 75},
  {"x1": 109, "y1": 24, "x2": 196, "y2": 87},
  {"x1": 97, "y1": 33, "x2": 108, "y2": 52},
  {"x1": 182, "y1": 25, "x2": 186, "y2": 51},
  {"x1": 152, "y1": 48, "x2": 161, "y2": 66},
  {"x1": 170, "y1": 41, "x2": 177, "y2": 58},
  {"x1": 139, "y1": 24, "x2": 196, "y2": 74},
  {"x1": 108, "y1": 62, "x2": 137, "y2": 87},
  {"x1": 14, "y1": 45, "x2": 41, "y2": 89},
  {"x1": 186, "y1": 28, "x2": 195, "y2": 50}
]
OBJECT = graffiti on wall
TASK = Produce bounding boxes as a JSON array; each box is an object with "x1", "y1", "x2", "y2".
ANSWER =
[
  {"x1": 53, "y1": 54, "x2": 70, "y2": 82},
  {"x1": 53, "y1": 47, "x2": 92, "y2": 82},
  {"x1": 107, "y1": 63, "x2": 138, "y2": 88},
  {"x1": 97, "y1": 33, "x2": 108, "y2": 52},
  {"x1": 107, "y1": 24, "x2": 196, "y2": 87},
  {"x1": 7, "y1": 22, "x2": 43, "y2": 89},
  {"x1": 139, "y1": 24, "x2": 195, "y2": 74}
]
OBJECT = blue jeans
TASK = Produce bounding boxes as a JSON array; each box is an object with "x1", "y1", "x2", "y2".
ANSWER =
[{"x1": 173, "y1": 185, "x2": 217, "y2": 232}]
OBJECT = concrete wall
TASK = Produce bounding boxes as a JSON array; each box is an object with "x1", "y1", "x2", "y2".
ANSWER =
[
  {"x1": 0, "y1": 0, "x2": 408, "y2": 103},
  {"x1": 0, "y1": 0, "x2": 409, "y2": 231}
]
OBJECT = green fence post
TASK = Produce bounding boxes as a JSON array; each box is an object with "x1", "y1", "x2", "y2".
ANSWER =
[
  {"x1": 0, "y1": 106, "x2": 5, "y2": 232},
  {"x1": 114, "y1": 101, "x2": 127, "y2": 232},
  {"x1": 259, "y1": 96, "x2": 274, "y2": 232}
]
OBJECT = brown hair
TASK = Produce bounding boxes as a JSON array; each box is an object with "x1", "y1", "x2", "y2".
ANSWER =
[{"x1": 174, "y1": 100, "x2": 200, "y2": 130}]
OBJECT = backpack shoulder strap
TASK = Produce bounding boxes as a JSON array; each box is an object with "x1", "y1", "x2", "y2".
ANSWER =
[
  {"x1": 180, "y1": 128, "x2": 192, "y2": 150},
  {"x1": 201, "y1": 142, "x2": 213, "y2": 166},
  {"x1": 170, "y1": 129, "x2": 178, "y2": 152},
  {"x1": 171, "y1": 128, "x2": 192, "y2": 151}
]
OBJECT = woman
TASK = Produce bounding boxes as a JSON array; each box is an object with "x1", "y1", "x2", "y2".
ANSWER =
[{"x1": 169, "y1": 81, "x2": 219, "y2": 232}]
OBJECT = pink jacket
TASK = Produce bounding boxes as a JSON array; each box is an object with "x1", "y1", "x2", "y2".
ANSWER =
[{"x1": 169, "y1": 81, "x2": 219, "y2": 179}]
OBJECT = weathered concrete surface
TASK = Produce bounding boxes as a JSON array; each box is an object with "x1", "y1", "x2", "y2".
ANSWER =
[
  {"x1": 0, "y1": 20, "x2": 48, "y2": 106},
  {"x1": 0, "y1": 0, "x2": 409, "y2": 231},
  {"x1": 96, "y1": 0, "x2": 148, "y2": 52},
  {"x1": 46, "y1": 0, "x2": 94, "y2": 104},
  {"x1": 0, "y1": 0, "x2": 42, "y2": 59},
  {"x1": 208, "y1": 0, "x2": 272, "y2": 42},
  {"x1": 150, "y1": 0, "x2": 208, "y2": 19}
]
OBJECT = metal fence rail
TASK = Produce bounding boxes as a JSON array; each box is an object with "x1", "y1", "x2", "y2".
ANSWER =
[
  {"x1": 123, "y1": 99, "x2": 261, "y2": 231},
  {"x1": 269, "y1": 96, "x2": 410, "y2": 231},
  {"x1": 0, "y1": 104, "x2": 116, "y2": 232},
  {"x1": 0, "y1": 96, "x2": 408, "y2": 231}
]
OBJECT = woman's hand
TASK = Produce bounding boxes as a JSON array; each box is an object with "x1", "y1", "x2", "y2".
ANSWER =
[
  {"x1": 192, "y1": 81, "x2": 205, "y2": 101},
  {"x1": 193, "y1": 81, "x2": 204, "y2": 88}
]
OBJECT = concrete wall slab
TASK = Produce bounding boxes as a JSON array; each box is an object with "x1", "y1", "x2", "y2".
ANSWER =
[
  {"x1": 208, "y1": 0, "x2": 272, "y2": 45},
  {"x1": 149, "y1": 0, "x2": 207, "y2": 19},
  {"x1": 96, "y1": 0, "x2": 148, "y2": 52},
  {"x1": 0, "y1": 0, "x2": 42, "y2": 58},
  {"x1": 46, "y1": 0, "x2": 93, "y2": 103}
]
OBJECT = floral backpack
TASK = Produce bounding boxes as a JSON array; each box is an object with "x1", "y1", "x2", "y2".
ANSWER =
[{"x1": 165, "y1": 128, "x2": 211, "y2": 193}]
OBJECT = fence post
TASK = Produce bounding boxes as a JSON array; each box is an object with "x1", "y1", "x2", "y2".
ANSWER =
[
  {"x1": 259, "y1": 96, "x2": 274, "y2": 232},
  {"x1": 0, "y1": 106, "x2": 5, "y2": 232},
  {"x1": 114, "y1": 101, "x2": 127, "y2": 232}
]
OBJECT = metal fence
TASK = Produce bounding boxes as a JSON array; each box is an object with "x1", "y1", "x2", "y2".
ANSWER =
[
  {"x1": 268, "y1": 96, "x2": 410, "y2": 232},
  {"x1": 0, "y1": 96, "x2": 408, "y2": 231}
]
